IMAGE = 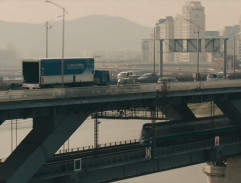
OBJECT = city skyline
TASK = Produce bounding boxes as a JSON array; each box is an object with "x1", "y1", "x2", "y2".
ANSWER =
[{"x1": 0, "y1": 0, "x2": 240, "y2": 31}]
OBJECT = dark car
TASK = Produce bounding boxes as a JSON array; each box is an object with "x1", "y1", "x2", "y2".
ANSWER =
[
  {"x1": 9, "y1": 82, "x2": 22, "y2": 90},
  {"x1": 157, "y1": 77, "x2": 178, "y2": 84},
  {"x1": 137, "y1": 73, "x2": 159, "y2": 83}
]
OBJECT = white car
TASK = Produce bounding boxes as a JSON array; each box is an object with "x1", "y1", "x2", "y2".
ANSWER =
[
  {"x1": 116, "y1": 71, "x2": 140, "y2": 80},
  {"x1": 117, "y1": 78, "x2": 136, "y2": 86},
  {"x1": 206, "y1": 73, "x2": 227, "y2": 81},
  {"x1": 117, "y1": 71, "x2": 134, "y2": 79}
]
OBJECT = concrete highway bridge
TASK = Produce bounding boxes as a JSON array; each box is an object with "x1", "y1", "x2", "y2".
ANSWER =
[{"x1": 1, "y1": 80, "x2": 241, "y2": 183}]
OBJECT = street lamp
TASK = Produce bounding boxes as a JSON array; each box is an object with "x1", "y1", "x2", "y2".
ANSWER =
[
  {"x1": 45, "y1": 15, "x2": 61, "y2": 58},
  {"x1": 45, "y1": 0, "x2": 67, "y2": 87},
  {"x1": 153, "y1": 26, "x2": 156, "y2": 74},
  {"x1": 183, "y1": 18, "x2": 202, "y2": 81},
  {"x1": 233, "y1": 32, "x2": 241, "y2": 78}
]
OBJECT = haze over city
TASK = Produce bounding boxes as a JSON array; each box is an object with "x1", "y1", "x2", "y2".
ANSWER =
[
  {"x1": 0, "y1": 0, "x2": 240, "y2": 30},
  {"x1": 0, "y1": 0, "x2": 240, "y2": 67}
]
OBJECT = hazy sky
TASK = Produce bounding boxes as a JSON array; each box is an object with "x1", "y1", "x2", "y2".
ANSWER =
[{"x1": 0, "y1": 0, "x2": 240, "y2": 31}]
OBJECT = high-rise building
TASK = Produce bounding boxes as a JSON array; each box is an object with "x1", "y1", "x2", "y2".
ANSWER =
[
  {"x1": 155, "y1": 16, "x2": 175, "y2": 63},
  {"x1": 223, "y1": 25, "x2": 240, "y2": 55},
  {"x1": 205, "y1": 31, "x2": 220, "y2": 63},
  {"x1": 142, "y1": 39, "x2": 152, "y2": 63},
  {"x1": 181, "y1": 1, "x2": 205, "y2": 63},
  {"x1": 174, "y1": 14, "x2": 184, "y2": 62},
  {"x1": 224, "y1": 24, "x2": 241, "y2": 63},
  {"x1": 142, "y1": 1, "x2": 207, "y2": 64}
]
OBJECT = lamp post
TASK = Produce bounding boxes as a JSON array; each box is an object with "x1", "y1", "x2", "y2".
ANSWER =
[
  {"x1": 45, "y1": 0, "x2": 66, "y2": 87},
  {"x1": 153, "y1": 26, "x2": 156, "y2": 74},
  {"x1": 46, "y1": 15, "x2": 61, "y2": 58},
  {"x1": 184, "y1": 18, "x2": 201, "y2": 81},
  {"x1": 233, "y1": 32, "x2": 241, "y2": 78}
]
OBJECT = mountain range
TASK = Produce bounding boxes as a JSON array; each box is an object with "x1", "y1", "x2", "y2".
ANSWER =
[{"x1": 0, "y1": 15, "x2": 152, "y2": 60}]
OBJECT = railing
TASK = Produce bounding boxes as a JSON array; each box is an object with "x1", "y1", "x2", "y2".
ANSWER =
[
  {"x1": 79, "y1": 135, "x2": 241, "y2": 170},
  {"x1": 33, "y1": 134, "x2": 241, "y2": 181},
  {"x1": 56, "y1": 138, "x2": 140, "y2": 154},
  {"x1": 93, "y1": 110, "x2": 166, "y2": 119},
  {"x1": 0, "y1": 80, "x2": 241, "y2": 102},
  {"x1": 0, "y1": 139, "x2": 140, "y2": 163}
]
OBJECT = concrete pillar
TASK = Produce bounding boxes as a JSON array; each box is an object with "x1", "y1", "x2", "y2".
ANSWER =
[
  {"x1": 203, "y1": 155, "x2": 241, "y2": 183},
  {"x1": 0, "y1": 106, "x2": 92, "y2": 183},
  {"x1": 160, "y1": 104, "x2": 196, "y2": 121},
  {"x1": 203, "y1": 163, "x2": 227, "y2": 183},
  {"x1": 216, "y1": 99, "x2": 241, "y2": 129},
  {"x1": 227, "y1": 156, "x2": 241, "y2": 183}
]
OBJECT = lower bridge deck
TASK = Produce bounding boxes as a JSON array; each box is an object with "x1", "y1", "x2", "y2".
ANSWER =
[{"x1": 31, "y1": 128, "x2": 241, "y2": 183}]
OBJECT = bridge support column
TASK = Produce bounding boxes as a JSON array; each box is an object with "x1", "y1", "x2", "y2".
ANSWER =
[
  {"x1": 216, "y1": 99, "x2": 241, "y2": 128},
  {"x1": 203, "y1": 155, "x2": 241, "y2": 183},
  {"x1": 0, "y1": 105, "x2": 93, "y2": 183},
  {"x1": 160, "y1": 104, "x2": 196, "y2": 121},
  {"x1": 0, "y1": 120, "x2": 4, "y2": 125}
]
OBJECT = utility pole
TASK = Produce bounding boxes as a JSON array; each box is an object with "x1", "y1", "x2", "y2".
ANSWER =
[
  {"x1": 183, "y1": 18, "x2": 201, "y2": 81},
  {"x1": 46, "y1": 20, "x2": 49, "y2": 58},
  {"x1": 224, "y1": 38, "x2": 228, "y2": 78},
  {"x1": 45, "y1": 0, "x2": 67, "y2": 87},
  {"x1": 94, "y1": 112, "x2": 100, "y2": 149},
  {"x1": 159, "y1": 39, "x2": 163, "y2": 77},
  {"x1": 196, "y1": 29, "x2": 200, "y2": 81},
  {"x1": 153, "y1": 27, "x2": 156, "y2": 74},
  {"x1": 45, "y1": 15, "x2": 61, "y2": 58}
]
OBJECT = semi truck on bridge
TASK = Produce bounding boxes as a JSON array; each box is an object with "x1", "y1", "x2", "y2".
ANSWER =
[{"x1": 21, "y1": 58, "x2": 110, "y2": 89}]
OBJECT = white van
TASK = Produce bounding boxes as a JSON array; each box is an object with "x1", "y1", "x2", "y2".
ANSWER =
[{"x1": 117, "y1": 71, "x2": 137, "y2": 80}]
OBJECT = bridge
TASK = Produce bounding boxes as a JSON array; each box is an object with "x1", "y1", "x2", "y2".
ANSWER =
[{"x1": 1, "y1": 80, "x2": 241, "y2": 183}]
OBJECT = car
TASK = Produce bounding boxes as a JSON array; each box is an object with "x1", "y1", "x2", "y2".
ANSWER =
[
  {"x1": 217, "y1": 72, "x2": 229, "y2": 79},
  {"x1": 117, "y1": 71, "x2": 139, "y2": 80},
  {"x1": 94, "y1": 70, "x2": 110, "y2": 85},
  {"x1": 206, "y1": 73, "x2": 227, "y2": 81},
  {"x1": 206, "y1": 74, "x2": 218, "y2": 81},
  {"x1": 157, "y1": 77, "x2": 178, "y2": 84},
  {"x1": 137, "y1": 73, "x2": 159, "y2": 83},
  {"x1": 9, "y1": 82, "x2": 22, "y2": 90},
  {"x1": 117, "y1": 78, "x2": 136, "y2": 86}
]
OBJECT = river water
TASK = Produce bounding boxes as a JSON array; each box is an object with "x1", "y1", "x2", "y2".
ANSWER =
[{"x1": 0, "y1": 117, "x2": 207, "y2": 183}]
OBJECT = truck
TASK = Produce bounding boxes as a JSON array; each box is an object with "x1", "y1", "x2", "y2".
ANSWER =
[
  {"x1": 22, "y1": 58, "x2": 94, "y2": 89},
  {"x1": 94, "y1": 70, "x2": 110, "y2": 86}
]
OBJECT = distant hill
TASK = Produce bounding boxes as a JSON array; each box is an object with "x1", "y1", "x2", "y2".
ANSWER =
[{"x1": 0, "y1": 15, "x2": 152, "y2": 59}]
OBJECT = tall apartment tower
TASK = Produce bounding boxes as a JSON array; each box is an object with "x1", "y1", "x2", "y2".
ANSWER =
[
  {"x1": 226, "y1": 21, "x2": 241, "y2": 62},
  {"x1": 174, "y1": 14, "x2": 184, "y2": 62},
  {"x1": 142, "y1": 39, "x2": 151, "y2": 63},
  {"x1": 141, "y1": 34, "x2": 155, "y2": 63},
  {"x1": 141, "y1": 17, "x2": 174, "y2": 64},
  {"x1": 182, "y1": 1, "x2": 205, "y2": 63},
  {"x1": 142, "y1": 1, "x2": 206, "y2": 64},
  {"x1": 223, "y1": 25, "x2": 240, "y2": 55},
  {"x1": 155, "y1": 16, "x2": 175, "y2": 63}
]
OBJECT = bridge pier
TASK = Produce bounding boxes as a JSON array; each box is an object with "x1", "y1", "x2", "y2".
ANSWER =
[
  {"x1": 203, "y1": 155, "x2": 241, "y2": 183},
  {"x1": 0, "y1": 105, "x2": 93, "y2": 183},
  {"x1": 216, "y1": 99, "x2": 241, "y2": 128},
  {"x1": 160, "y1": 104, "x2": 196, "y2": 121}
]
